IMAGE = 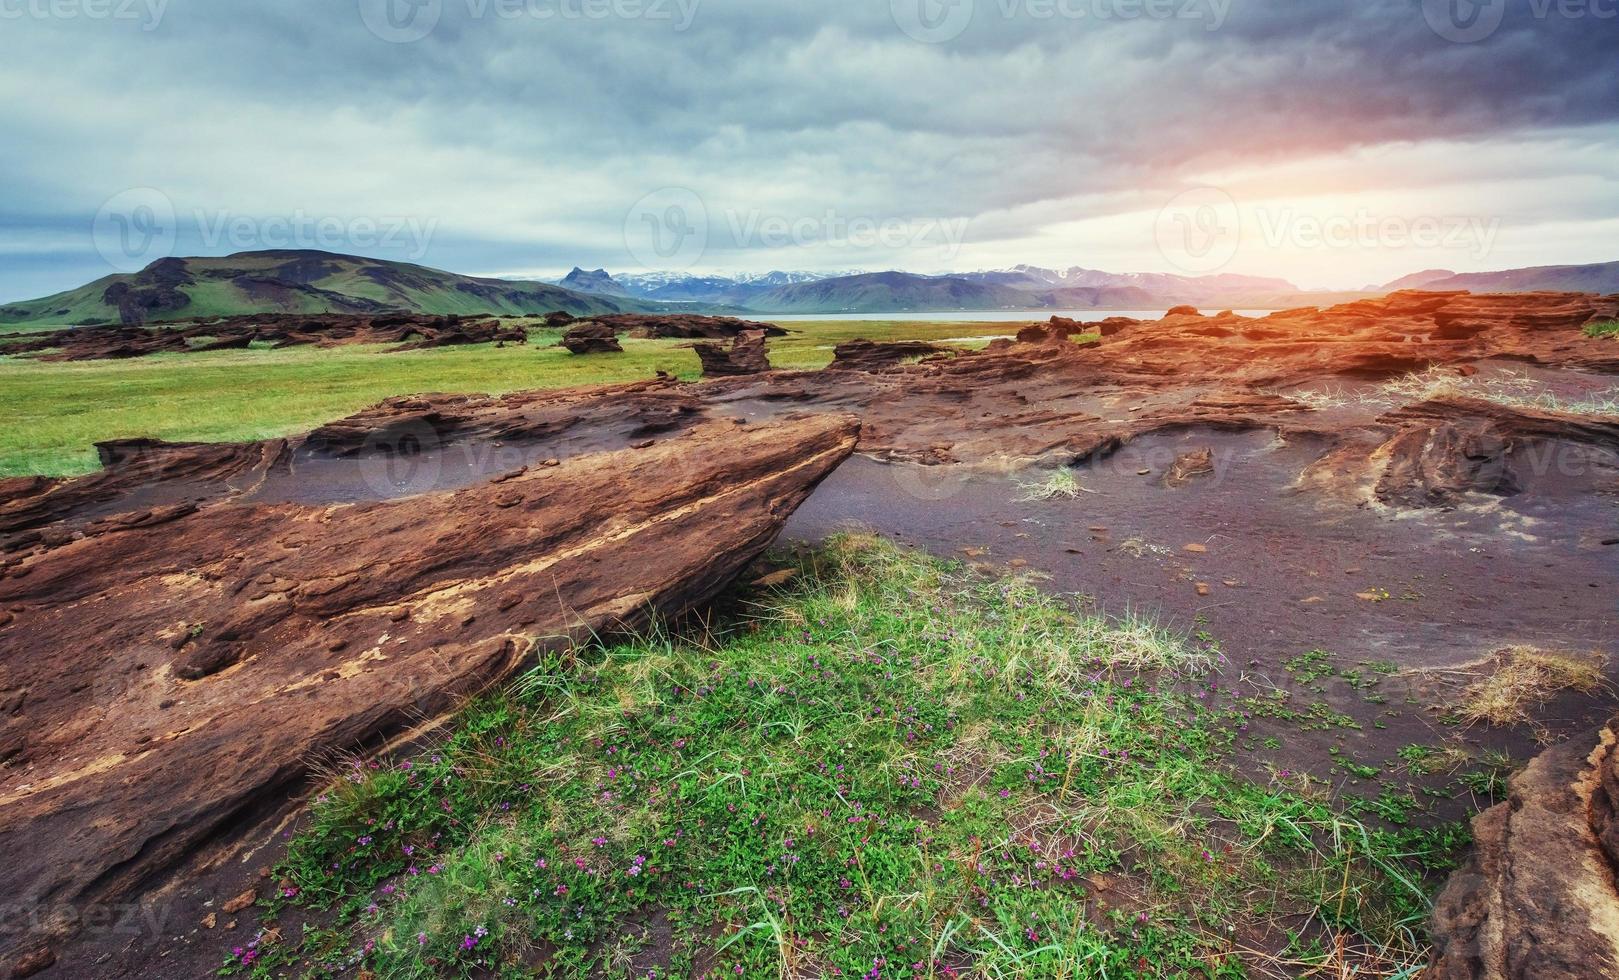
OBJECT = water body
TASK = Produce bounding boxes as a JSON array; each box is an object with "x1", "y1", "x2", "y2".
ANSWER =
[{"x1": 764, "y1": 309, "x2": 1278, "y2": 322}]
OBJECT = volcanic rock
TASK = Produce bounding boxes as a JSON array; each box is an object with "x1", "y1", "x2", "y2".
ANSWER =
[
  {"x1": 0, "y1": 313, "x2": 528, "y2": 362},
  {"x1": 1298, "y1": 397, "x2": 1619, "y2": 509},
  {"x1": 1165, "y1": 449, "x2": 1215, "y2": 487},
  {"x1": 590, "y1": 314, "x2": 786, "y2": 340},
  {"x1": 102, "y1": 258, "x2": 196, "y2": 325},
  {"x1": 559, "y1": 320, "x2": 623, "y2": 354},
  {"x1": 1430, "y1": 713, "x2": 1619, "y2": 979},
  {"x1": 0, "y1": 407, "x2": 857, "y2": 973},
  {"x1": 1015, "y1": 322, "x2": 1074, "y2": 345},
  {"x1": 826, "y1": 340, "x2": 950, "y2": 372},
  {"x1": 693, "y1": 329, "x2": 772, "y2": 377}
]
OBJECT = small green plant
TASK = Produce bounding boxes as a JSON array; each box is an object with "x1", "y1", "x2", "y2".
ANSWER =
[
  {"x1": 1016, "y1": 467, "x2": 1093, "y2": 501},
  {"x1": 1584, "y1": 319, "x2": 1619, "y2": 339}
]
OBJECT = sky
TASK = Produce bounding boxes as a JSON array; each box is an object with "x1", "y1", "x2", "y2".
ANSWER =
[{"x1": 1, "y1": 0, "x2": 1617, "y2": 301}]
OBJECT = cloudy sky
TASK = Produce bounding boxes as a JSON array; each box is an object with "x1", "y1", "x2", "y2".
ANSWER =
[{"x1": 2, "y1": 0, "x2": 1617, "y2": 300}]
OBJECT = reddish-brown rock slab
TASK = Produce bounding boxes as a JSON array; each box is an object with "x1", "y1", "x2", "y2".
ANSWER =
[
  {"x1": 0, "y1": 413, "x2": 857, "y2": 973},
  {"x1": 0, "y1": 313, "x2": 527, "y2": 362},
  {"x1": 1431, "y1": 714, "x2": 1619, "y2": 979},
  {"x1": 826, "y1": 339, "x2": 952, "y2": 372},
  {"x1": 693, "y1": 329, "x2": 772, "y2": 377}
]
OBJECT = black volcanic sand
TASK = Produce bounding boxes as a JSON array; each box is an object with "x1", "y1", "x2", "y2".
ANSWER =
[{"x1": 782, "y1": 434, "x2": 1619, "y2": 822}]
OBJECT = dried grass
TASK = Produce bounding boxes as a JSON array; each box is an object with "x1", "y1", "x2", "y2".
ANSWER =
[{"x1": 1453, "y1": 646, "x2": 1609, "y2": 727}]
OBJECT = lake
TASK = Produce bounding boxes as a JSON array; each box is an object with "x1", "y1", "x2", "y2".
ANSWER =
[{"x1": 764, "y1": 309, "x2": 1278, "y2": 322}]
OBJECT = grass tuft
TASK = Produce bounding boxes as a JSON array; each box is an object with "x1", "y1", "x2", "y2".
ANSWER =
[
  {"x1": 1584, "y1": 319, "x2": 1619, "y2": 340},
  {"x1": 1453, "y1": 646, "x2": 1608, "y2": 727},
  {"x1": 1015, "y1": 467, "x2": 1093, "y2": 501},
  {"x1": 1381, "y1": 367, "x2": 1619, "y2": 416}
]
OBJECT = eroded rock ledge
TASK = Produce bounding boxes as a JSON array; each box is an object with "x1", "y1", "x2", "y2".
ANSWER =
[
  {"x1": 1431, "y1": 714, "x2": 1619, "y2": 979},
  {"x1": 0, "y1": 410, "x2": 857, "y2": 973}
]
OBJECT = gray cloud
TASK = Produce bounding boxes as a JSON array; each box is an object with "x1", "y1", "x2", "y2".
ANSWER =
[{"x1": 1, "y1": 0, "x2": 1616, "y2": 298}]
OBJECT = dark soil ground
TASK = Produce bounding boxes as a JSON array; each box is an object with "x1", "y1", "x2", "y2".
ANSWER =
[{"x1": 783, "y1": 438, "x2": 1619, "y2": 823}]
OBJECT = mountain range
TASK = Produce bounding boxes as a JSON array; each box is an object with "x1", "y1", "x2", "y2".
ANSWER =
[
  {"x1": 1375, "y1": 261, "x2": 1619, "y2": 294},
  {"x1": 5, "y1": 253, "x2": 1617, "y2": 328},
  {"x1": 552, "y1": 264, "x2": 1367, "y2": 313}
]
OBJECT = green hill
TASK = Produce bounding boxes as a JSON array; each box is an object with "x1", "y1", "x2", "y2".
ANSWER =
[{"x1": 0, "y1": 250, "x2": 661, "y2": 329}]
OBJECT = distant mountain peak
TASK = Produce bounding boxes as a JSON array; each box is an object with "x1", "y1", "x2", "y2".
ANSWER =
[{"x1": 559, "y1": 267, "x2": 627, "y2": 296}]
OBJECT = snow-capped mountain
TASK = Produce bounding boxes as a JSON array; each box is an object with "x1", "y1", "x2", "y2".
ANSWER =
[
  {"x1": 554, "y1": 269, "x2": 858, "y2": 305},
  {"x1": 958, "y1": 266, "x2": 1299, "y2": 298}
]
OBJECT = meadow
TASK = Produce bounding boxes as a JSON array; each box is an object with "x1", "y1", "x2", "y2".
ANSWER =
[
  {"x1": 0, "y1": 320, "x2": 1010, "y2": 477},
  {"x1": 242, "y1": 534, "x2": 1464, "y2": 979}
]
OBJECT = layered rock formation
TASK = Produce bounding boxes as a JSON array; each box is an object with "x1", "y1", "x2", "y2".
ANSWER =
[
  {"x1": 1, "y1": 288, "x2": 1617, "y2": 974},
  {"x1": 558, "y1": 320, "x2": 622, "y2": 354},
  {"x1": 0, "y1": 313, "x2": 528, "y2": 361},
  {"x1": 0, "y1": 407, "x2": 857, "y2": 974},
  {"x1": 693, "y1": 329, "x2": 772, "y2": 376},
  {"x1": 1431, "y1": 714, "x2": 1619, "y2": 979},
  {"x1": 826, "y1": 339, "x2": 951, "y2": 372},
  {"x1": 591, "y1": 313, "x2": 786, "y2": 340}
]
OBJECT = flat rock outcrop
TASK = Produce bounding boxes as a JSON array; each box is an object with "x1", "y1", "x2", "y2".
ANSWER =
[
  {"x1": 827, "y1": 339, "x2": 950, "y2": 372},
  {"x1": 1431, "y1": 714, "x2": 1619, "y2": 979},
  {"x1": 693, "y1": 329, "x2": 772, "y2": 376},
  {"x1": 0, "y1": 313, "x2": 528, "y2": 361},
  {"x1": 0, "y1": 408, "x2": 857, "y2": 974},
  {"x1": 558, "y1": 320, "x2": 623, "y2": 354},
  {"x1": 683, "y1": 291, "x2": 1619, "y2": 498},
  {"x1": 591, "y1": 313, "x2": 786, "y2": 340}
]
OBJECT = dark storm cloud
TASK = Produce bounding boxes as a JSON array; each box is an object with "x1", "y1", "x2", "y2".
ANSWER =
[{"x1": 0, "y1": 0, "x2": 1615, "y2": 297}]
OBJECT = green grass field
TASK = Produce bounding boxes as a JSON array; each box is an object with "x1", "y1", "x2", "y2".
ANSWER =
[
  {"x1": 240, "y1": 534, "x2": 1462, "y2": 979},
  {"x1": 0, "y1": 320, "x2": 1015, "y2": 477}
]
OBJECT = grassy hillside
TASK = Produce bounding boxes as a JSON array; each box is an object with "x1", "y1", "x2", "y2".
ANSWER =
[{"x1": 0, "y1": 251, "x2": 661, "y2": 330}]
